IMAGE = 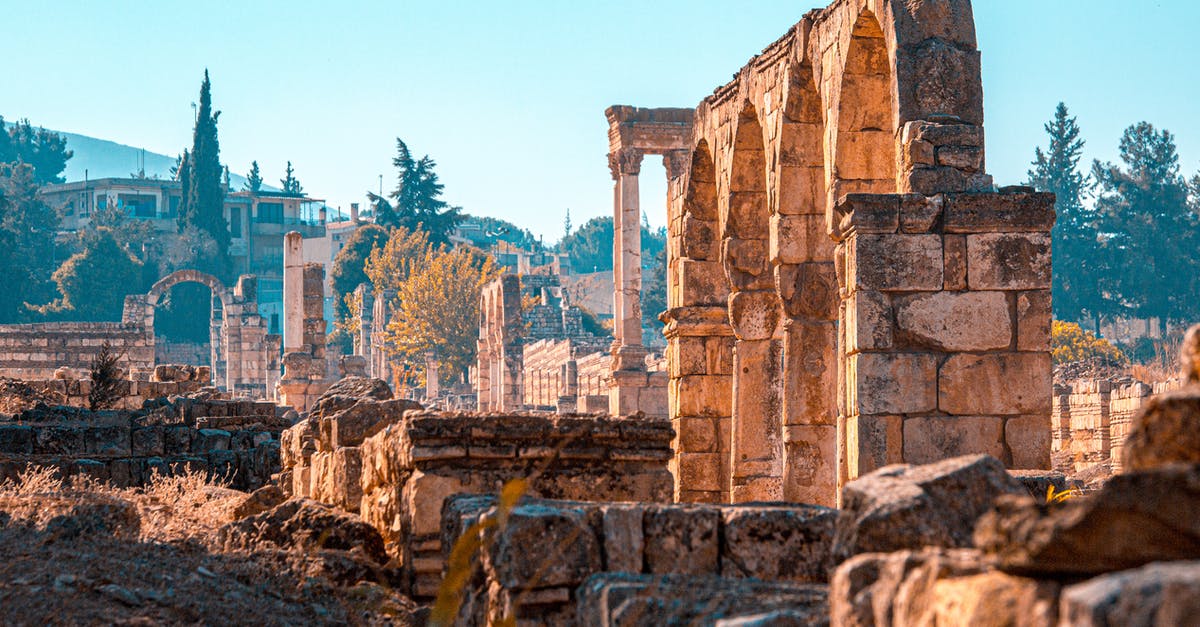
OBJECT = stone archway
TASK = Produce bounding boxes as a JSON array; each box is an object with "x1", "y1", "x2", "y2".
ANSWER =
[{"x1": 144, "y1": 270, "x2": 233, "y2": 386}]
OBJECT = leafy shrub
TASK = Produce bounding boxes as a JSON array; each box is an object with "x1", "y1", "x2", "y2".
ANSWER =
[{"x1": 1051, "y1": 320, "x2": 1126, "y2": 366}]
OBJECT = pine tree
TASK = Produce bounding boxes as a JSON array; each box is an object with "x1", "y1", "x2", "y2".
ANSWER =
[
  {"x1": 244, "y1": 160, "x2": 263, "y2": 192},
  {"x1": 563, "y1": 208, "x2": 572, "y2": 241},
  {"x1": 375, "y1": 138, "x2": 462, "y2": 245},
  {"x1": 179, "y1": 71, "x2": 229, "y2": 277},
  {"x1": 1092, "y1": 122, "x2": 1200, "y2": 336},
  {"x1": 280, "y1": 160, "x2": 303, "y2": 196},
  {"x1": 1026, "y1": 103, "x2": 1103, "y2": 329}
]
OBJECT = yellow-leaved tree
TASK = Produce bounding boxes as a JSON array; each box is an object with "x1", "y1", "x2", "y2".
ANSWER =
[{"x1": 367, "y1": 227, "x2": 498, "y2": 387}]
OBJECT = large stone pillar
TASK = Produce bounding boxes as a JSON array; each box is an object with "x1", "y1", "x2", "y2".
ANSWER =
[
  {"x1": 608, "y1": 148, "x2": 650, "y2": 416},
  {"x1": 610, "y1": 148, "x2": 645, "y2": 365},
  {"x1": 283, "y1": 232, "x2": 305, "y2": 352},
  {"x1": 727, "y1": 290, "x2": 784, "y2": 502}
]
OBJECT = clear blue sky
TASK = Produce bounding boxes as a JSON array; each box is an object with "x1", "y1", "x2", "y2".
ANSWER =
[{"x1": 4, "y1": 1, "x2": 1199, "y2": 243}]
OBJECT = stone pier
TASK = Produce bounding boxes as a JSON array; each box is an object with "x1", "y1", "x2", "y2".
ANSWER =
[{"x1": 278, "y1": 232, "x2": 332, "y2": 411}]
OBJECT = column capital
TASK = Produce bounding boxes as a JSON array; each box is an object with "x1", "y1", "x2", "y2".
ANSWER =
[
  {"x1": 663, "y1": 150, "x2": 690, "y2": 180},
  {"x1": 608, "y1": 148, "x2": 644, "y2": 179}
]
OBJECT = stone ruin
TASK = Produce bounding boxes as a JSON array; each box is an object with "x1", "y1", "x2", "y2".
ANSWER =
[
  {"x1": 0, "y1": 268, "x2": 282, "y2": 398},
  {"x1": 276, "y1": 232, "x2": 337, "y2": 412},
  {"x1": 475, "y1": 272, "x2": 636, "y2": 415},
  {"x1": 478, "y1": 0, "x2": 1054, "y2": 509}
]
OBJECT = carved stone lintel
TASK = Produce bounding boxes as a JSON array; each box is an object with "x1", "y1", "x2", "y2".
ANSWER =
[{"x1": 663, "y1": 150, "x2": 690, "y2": 180}]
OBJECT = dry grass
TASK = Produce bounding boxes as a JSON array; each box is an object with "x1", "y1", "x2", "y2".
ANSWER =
[{"x1": 0, "y1": 463, "x2": 422, "y2": 625}]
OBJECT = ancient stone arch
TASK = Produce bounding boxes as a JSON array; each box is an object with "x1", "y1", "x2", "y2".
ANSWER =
[
  {"x1": 124, "y1": 270, "x2": 276, "y2": 396},
  {"x1": 647, "y1": 0, "x2": 1051, "y2": 506}
]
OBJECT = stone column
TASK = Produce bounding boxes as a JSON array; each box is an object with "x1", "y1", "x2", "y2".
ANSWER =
[
  {"x1": 425, "y1": 352, "x2": 440, "y2": 400},
  {"x1": 283, "y1": 232, "x2": 305, "y2": 353},
  {"x1": 728, "y1": 290, "x2": 784, "y2": 502},
  {"x1": 610, "y1": 147, "x2": 645, "y2": 368}
]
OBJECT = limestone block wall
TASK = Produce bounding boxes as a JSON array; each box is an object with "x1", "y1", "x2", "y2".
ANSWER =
[
  {"x1": 522, "y1": 339, "x2": 572, "y2": 409},
  {"x1": 1051, "y1": 377, "x2": 1182, "y2": 474},
  {"x1": 0, "y1": 398, "x2": 286, "y2": 490},
  {"x1": 155, "y1": 341, "x2": 210, "y2": 367},
  {"x1": 0, "y1": 323, "x2": 153, "y2": 380},
  {"x1": 834, "y1": 190, "x2": 1055, "y2": 482},
  {"x1": 11, "y1": 379, "x2": 206, "y2": 411},
  {"x1": 442, "y1": 495, "x2": 835, "y2": 625},
  {"x1": 281, "y1": 411, "x2": 674, "y2": 599}
]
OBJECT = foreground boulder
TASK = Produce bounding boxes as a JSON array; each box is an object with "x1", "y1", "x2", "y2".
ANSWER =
[
  {"x1": 1059, "y1": 561, "x2": 1200, "y2": 626},
  {"x1": 1123, "y1": 388, "x2": 1200, "y2": 471},
  {"x1": 576, "y1": 573, "x2": 828, "y2": 627},
  {"x1": 831, "y1": 455, "x2": 1025, "y2": 563},
  {"x1": 830, "y1": 548, "x2": 1061, "y2": 627},
  {"x1": 217, "y1": 497, "x2": 387, "y2": 564},
  {"x1": 975, "y1": 463, "x2": 1200, "y2": 576}
]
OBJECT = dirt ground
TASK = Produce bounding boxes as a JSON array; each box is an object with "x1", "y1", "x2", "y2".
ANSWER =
[{"x1": 0, "y1": 468, "x2": 424, "y2": 626}]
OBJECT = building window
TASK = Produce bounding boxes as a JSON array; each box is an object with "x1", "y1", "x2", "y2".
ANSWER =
[
  {"x1": 257, "y1": 202, "x2": 284, "y2": 224},
  {"x1": 118, "y1": 194, "x2": 157, "y2": 218},
  {"x1": 95, "y1": 194, "x2": 107, "y2": 211},
  {"x1": 229, "y1": 207, "x2": 242, "y2": 237}
]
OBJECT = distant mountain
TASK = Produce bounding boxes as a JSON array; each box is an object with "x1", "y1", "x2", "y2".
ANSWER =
[{"x1": 47, "y1": 129, "x2": 272, "y2": 191}]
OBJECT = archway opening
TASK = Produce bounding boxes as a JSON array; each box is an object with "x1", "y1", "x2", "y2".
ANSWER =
[
  {"x1": 834, "y1": 10, "x2": 896, "y2": 199},
  {"x1": 153, "y1": 283, "x2": 221, "y2": 367}
]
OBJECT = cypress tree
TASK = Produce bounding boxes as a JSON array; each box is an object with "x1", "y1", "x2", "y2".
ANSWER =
[
  {"x1": 181, "y1": 70, "x2": 229, "y2": 277},
  {"x1": 244, "y1": 160, "x2": 262, "y2": 192}
]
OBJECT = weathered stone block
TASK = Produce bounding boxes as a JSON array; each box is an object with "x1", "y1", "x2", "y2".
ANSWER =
[
  {"x1": 783, "y1": 424, "x2": 837, "y2": 507},
  {"x1": 1060, "y1": 561, "x2": 1200, "y2": 626},
  {"x1": 727, "y1": 289, "x2": 781, "y2": 341},
  {"x1": 852, "y1": 353, "x2": 937, "y2": 415},
  {"x1": 847, "y1": 414, "x2": 903, "y2": 476},
  {"x1": 845, "y1": 289, "x2": 893, "y2": 354},
  {"x1": 601, "y1": 504, "x2": 644, "y2": 573},
  {"x1": 903, "y1": 416, "x2": 1005, "y2": 465},
  {"x1": 967, "y1": 233, "x2": 1051, "y2": 290},
  {"x1": 936, "y1": 145, "x2": 983, "y2": 171},
  {"x1": 489, "y1": 503, "x2": 601, "y2": 590},
  {"x1": 832, "y1": 455, "x2": 1025, "y2": 562},
  {"x1": 1016, "y1": 290, "x2": 1052, "y2": 351},
  {"x1": 775, "y1": 262, "x2": 837, "y2": 320},
  {"x1": 837, "y1": 194, "x2": 899, "y2": 234},
  {"x1": 677, "y1": 416, "x2": 716, "y2": 452},
  {"x1": 896, "y1": 41, "x2": 983, "y2": 126},
  {"x1": 674, "y1": 375, "x2": 733, "y2": 418},
  {"x1": 899, "y1": 194, "x2": 942, "y2": 233},
  {"x1": 944, "y1": 192, "x2": 1056, "y2": 233},
  {"x1": 894, "y1": 291, "x2": 1011, "y2": 351},
  {"x1": 943, "y1": 234, "x2": 967, "y2": 290},
  {"x1": 678, "y1": 452, "x2": 723, "y2": 493},
  {"x1": 679, "y1": 259, "x2": 728, "y2": 307},
  {"x1": 193, "y1": 428, "x2": 231, "y2": 453},
  {"x1": 721, "y1": 505, "x2": 836, "y2": 583},
  {"x1": 681, "y1": 215, "x2": 718, "y2": 261},
  {"x1": 1005, "y1": 414, "x2": 1051, "y2": 469},
  {"x1": 939, "y1": 353, "x2": 1051, "y2": 415},
  {"x1": 851, "y1": 233, "x2": 943, "y2": 292},
  {"x1": 903, "y1": 166, "x2": 992, "y2": 196},
  {"x1": 643, "y1": 505, "x2": 719, "y2": 574}
]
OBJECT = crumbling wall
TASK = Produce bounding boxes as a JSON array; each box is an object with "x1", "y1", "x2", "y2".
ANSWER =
[
  {"x1": 0, "y1": 397, "x2": 286, "y2": 490},
  {"x1": 1052, "y1": 377, "x2": 1183, "y2": 474},
  {"x1": 0, "y1": 323, "x2": 153, "y2": 380},
  {"x1": 442, "y1": 495, "x2": 835, "y2": 625},
  {"x1": 280, "y1": 410, "x2": 674, "y2": 598}
]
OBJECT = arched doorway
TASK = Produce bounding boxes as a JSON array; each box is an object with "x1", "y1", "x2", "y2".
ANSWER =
[{"x1": 144, "y1": 270, "x2": 233, "y2": 386}]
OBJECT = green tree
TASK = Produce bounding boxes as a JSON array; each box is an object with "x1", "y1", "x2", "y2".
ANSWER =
[
  {"x1": 35, "y1": 228, "x2": 142, "y2": 321},
  {"x1": 370, "y1": 138, "x2": 462, "y2": 245},
  {"x1": 642, "y1": 245, "x2": 667, "y2": 329},
  {"x1": 244, "y1": 160, "x2": 263, "y2": 192},
  {"x1": 0, "y1": 117, "x2": 73, "y2": 185},
  {"x1": 556, "y1": 216, "x2": 666, "y2": 274},
  {"x1": 1092, "y1": 122, "x2": 1200, "y2": 336},
  {"x1": 563, "y1": 208, "x2": 572, "y2": 241},
  {"x1": 330, "y1": 223, "x2": 389, "y2": 323},
  {"x1": 280, "y1": 160, "x2": 303, "y2": 196},
  {"x1": 1026, "y1": 103, "x2": 1103, "y2": 329},
  {"x1": 88, "y1": 206, "x2": 156, "y2": 255},
  {"x1": 0, "y1": 163, "x2": 60, "y2": 321},
  {"x1": 177, "y1": 71, "x2": 229, "y2": 277}
]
